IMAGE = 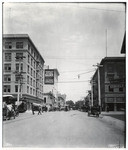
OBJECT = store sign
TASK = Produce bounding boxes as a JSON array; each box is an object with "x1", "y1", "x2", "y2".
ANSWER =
[
  {"x1": 109, "y1": 84, "x2": 124, "y2": 88},
  {"x1": 44, "y1": 69, "x2": 54, "y2": 84}
]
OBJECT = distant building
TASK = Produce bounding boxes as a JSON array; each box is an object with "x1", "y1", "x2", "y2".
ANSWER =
[
  {"x1": 57, "y1": 93, "x2": 66, "y2": 108},
  {"x1": 3, "y1": 34, "x2": 45, "y2": 109},
  {"x1": 43, "y1": 68, "x2": 60, "y2": 108},
  {"x1": 91, "y1": 57, "x2": 125, "y2": 111}
]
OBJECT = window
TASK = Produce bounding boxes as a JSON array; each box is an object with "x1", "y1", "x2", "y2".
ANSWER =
[
  {"x1": 107, "y1": 64, "x2": 114, "y2": 73},
  {"x1": 31, "y1": 58, "x2": 33, "y2": 66},
  {"x1": 34, "y1": 71, "x2": 35, "y2": 78},
  {"x1": 27, "y1": 65, "x2": 30, "y2": 74},
  {"x1": 16, "y1": 53, "x2": 23, "y2": 60},
  {"x1": 16, "y1": 64, "x2": 23, "y2": 72},
  {"x1": 33, "y1": 80, "x2": 35, "y2": 87},
  {"x1": 30, "y1": 88, "x2": 32, "y2": 94},
  {"x1": 31, "y1": 48, "x2": 33, "y2": 55},
  {"x1": 28, "y1": 44, "x2": 31, "y2": 51},
  {"x1": 27, "y1": 86, "x2": 29, "y2": 93},
  {"x1": 28, "y1": 55, "x2": 30, "y2": 63},
  {"x1": 4, "y1": 75, "x2": 11, "y2": 82},
  {"x1": 34, "y1": 61, "x2": 35, "y2": 69},
  {"x1": 33, "y1": 89, "x2": 35, "y2": 95},
  {"x1": 5, "y1": 42, "x2": 12, "y2": 49},
  {"x1": 119, "y1": 87, "x2": 123, "y2": 92},
  {"x1": 4, "y1": 85, "x2": 11, "y2": 92},
  {"x1": 15, "y1": 75, "x2": 20, "y2": 82},
  {"x1": 15, "y1": 85, "x2": 18, "y2": 92},
  {"x1": 4, "y1": 64, "x2": 11, "y2": 72},
  {"x1": 44, "y1": 97, "x2": 46, "y2": 103},
  {"x1": 34, "y1": 52, "x2": 36, "y2": 58},
  {"x1": 16, "y1": 64, "x2": 19, "y2": 71},
  {"x1": 21, "y1": 64, "x2": 23, "y2": 71},
  {"x1": 109, "y1": 85, "x2": 114, "y2": 92},
  {"x1": 16, "y1": 42, "x2": 23, "y2": 49},
  {"x1": 30, "y1": 78, "x2": 32, "y2": 86},
  {"x1": 5, "y1": 53, "x2": 11, "y2": 61},
  {"x1": 27, "y1": 76, "x2": 29, "y2": 84},
  {"x1": 31, "y1": 68, "x2": 33, "y2": 76}
]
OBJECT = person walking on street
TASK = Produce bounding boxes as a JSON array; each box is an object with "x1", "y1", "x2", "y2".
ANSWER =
[
  {"x1": 38, "y1": 106, "x2": 42, "y2": 115},
  {"x1": 31, "y1": 103, "x2": 35, "y2": 115}
]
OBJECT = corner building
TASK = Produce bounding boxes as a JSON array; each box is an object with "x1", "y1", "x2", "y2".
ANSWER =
[
  {"x1": 91, "y1": 57, "x2": 125, "y2": 111},
  {"x1": 3, "y1": 34, "x2": 45, "y2": 109}
]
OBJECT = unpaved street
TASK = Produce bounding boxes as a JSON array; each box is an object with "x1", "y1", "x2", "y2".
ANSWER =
[{"x1": 3, "y1": 110, "x2": 125, "y2": 148}]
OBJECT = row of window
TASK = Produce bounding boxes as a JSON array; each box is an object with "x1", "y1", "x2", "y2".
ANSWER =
[
  {"x1": 107, "y1": 63, "x2": 125, "y2": 74},
  {"x1": 4, "y1": 41, "x2": 44, "y2": 67},
  {"x1": 28, "y1": 55, "x2": 43, "y2": 76},
  {"x1": 108, "y1": 85, "x2": 124, "y2": 92},
  {"x1": 4, "y1": 63, "x2": 23, "y2": 72},
  {"x1": 27, "y1": 65, "x2": 43, "y2": 83},
  {"x1": 27, "y1": 86, "x2": 43, "y2": 98},
  {"x1": 5, "y1": 42, "x2": 23, "y2": 49},
  {"x1": 4, "y1": 85, "x2": 43, "y2": 98},
  {"x1": 27, "y1": 75, "x2": 43, "y2": 91},
  {"x1": 4, "y1": 85, "x2": 21, "y2": 93},
  {"x1": 4, "y1": 53, "x2": 24, "y2": 61}
]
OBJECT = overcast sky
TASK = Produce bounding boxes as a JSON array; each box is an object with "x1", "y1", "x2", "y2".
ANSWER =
[{"x1": 3, "y1": 3, "x2": 126, "y2": 102}]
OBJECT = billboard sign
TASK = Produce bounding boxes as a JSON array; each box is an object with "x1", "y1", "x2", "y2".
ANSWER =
[{"x1": 44, "y1": 69, "x2": 54, "y2": 84}]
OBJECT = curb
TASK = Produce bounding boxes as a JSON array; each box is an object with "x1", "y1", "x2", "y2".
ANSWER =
[{"x1": 99, "y1": 115, "x2": 125, "y2": 132}]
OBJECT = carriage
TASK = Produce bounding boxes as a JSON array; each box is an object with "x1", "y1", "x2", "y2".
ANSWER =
[
  {"x1": 3, "y1": 95, "x2": 16, "y2": 120},
  {"x1": 88, "y1": 105, "x2": 100, "y2": 117},
  {"x1": 3, "y1": 95, "x2": 27, "y2": 120}
]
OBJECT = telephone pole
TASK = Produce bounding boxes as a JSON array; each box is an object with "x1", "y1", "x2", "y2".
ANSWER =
[{"x1": 15, "y1": 55, "x2": 25, "y2": 105}]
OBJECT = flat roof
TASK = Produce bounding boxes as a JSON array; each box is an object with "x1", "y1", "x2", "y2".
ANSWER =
[
  {"x1": 3, "y1": 34, "x2": 45, "y2": 63},
  {"x1": 100, "y1": 57, "x2": 125, "y2": 65}
]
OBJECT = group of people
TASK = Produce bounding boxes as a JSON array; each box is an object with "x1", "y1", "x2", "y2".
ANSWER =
[{"x1": 3, "y1": 102, "x2": 18, "y2": 120}]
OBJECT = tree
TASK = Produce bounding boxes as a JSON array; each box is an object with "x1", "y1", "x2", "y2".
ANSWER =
[
  {"x1": 75, "y1": 100, "x2": 84, "y2": 110},
  {"x1": 66, "y1": 100, "x2": 74, "y2": 107}
]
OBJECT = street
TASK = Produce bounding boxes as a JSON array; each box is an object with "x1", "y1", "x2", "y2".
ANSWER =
[{"x1": 3, "y1": 110, "x2": 125, "y2": 148}]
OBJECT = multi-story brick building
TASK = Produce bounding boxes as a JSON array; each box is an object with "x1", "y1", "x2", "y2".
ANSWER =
[
  {"x1": 91, "y1": 57, "x2": 125, "y2": 111},
  {"x1": 3, "y1": 34, "x2": 45, "y2": 109}
]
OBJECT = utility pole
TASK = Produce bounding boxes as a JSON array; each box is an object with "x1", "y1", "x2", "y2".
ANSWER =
[
  {"x1": 91, "y1": 80, "x2": 93, "y2": 107},
  {"x1": 106, "y1": 29, "x2": 107, "y2": 57},
  {"x1": 15, "y1": 55, "x2": 25, "y2": 105}
]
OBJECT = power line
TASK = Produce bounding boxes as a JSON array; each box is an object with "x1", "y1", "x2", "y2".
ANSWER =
[
  {"x1": 60, "y1": 69, "x2": 95, "y2": 73},
  {"x1": 61, "y1": 3, "x2": 125, "y2": 13},
  {"x1": 56, "y1": 80, "x2": 89, "y2": 83},
  {"x1": 78, "y1": 70, "x2": 95, "y2": 76}
]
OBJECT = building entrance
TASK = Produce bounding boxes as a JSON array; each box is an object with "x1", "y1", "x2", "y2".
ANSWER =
[{"x1": 107, "y1": 103, "x2": 114, "y2": 111}]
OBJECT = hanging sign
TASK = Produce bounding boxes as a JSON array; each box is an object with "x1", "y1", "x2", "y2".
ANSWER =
[{"x1": 44, "y1": 69, "x2": 54, "y2": 84}]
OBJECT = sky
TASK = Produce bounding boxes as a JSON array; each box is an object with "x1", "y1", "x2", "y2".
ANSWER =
[{"x1": 3, "y1": 2, "x2": 126, "y2": 102}]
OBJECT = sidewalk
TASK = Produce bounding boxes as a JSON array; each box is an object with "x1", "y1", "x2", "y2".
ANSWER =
[{"x1": 99, "y1": 111, "x2": 125, "y2": 132}]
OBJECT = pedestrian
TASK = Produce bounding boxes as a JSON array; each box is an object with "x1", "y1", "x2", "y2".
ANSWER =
[
  {"x1": 31, "y1": 103, "x2": 35, "y2": 115},
  {"x1": 38, "y1": 106, "x2": 42, "y2": 115},
  {"x1": 107, "y1": 105, "x2": 109, "y2": 112}
]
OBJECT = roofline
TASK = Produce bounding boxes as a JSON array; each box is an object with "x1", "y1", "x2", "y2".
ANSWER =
[
  {"x1": 3, "y1": 34, "x2": 45, "y2": 63},
  {"x1": 91, "y1": 56, "x2": 125, "y2": 80},
  {"x1": 100, "y1": 57, "x2": 125, "y2": 65}
]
